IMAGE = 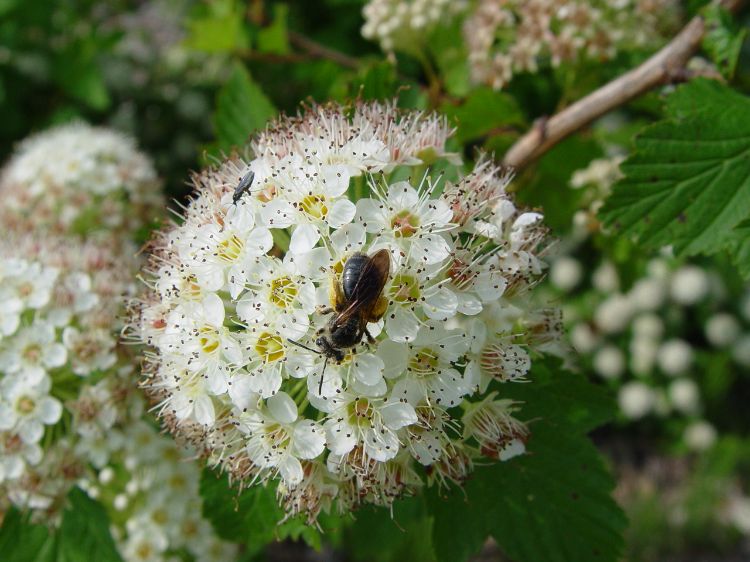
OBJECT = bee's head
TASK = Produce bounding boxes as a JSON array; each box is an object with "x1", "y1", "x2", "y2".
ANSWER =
[{"x1": 315, "y1": 335, "x2": 327, "y2": 348}]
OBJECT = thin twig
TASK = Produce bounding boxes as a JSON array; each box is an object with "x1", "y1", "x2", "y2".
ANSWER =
[
  {"x1": 502, "y1": 0, "x2": 744, "y2": 170},
  {"x1": 288, "y1": 31, "x2": 360, "y2": 70}
]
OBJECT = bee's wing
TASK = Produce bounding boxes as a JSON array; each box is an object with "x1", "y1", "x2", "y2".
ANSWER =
[{"x1": 333, "y1": 249, "x2": 390, "y2": 326}]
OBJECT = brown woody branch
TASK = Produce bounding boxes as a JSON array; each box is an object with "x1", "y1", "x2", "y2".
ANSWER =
[
  {"x1": 502, "y1": 0, "x2": 744, "y2": 170},
  {"x1": 288, "y1": 31, "x2": 360, "y2": 70}
]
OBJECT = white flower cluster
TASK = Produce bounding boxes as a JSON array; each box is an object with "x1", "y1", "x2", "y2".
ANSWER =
[
  {"x1": 132, "y1": 102, "x2": 558, "y2": 520},
  {"x1": 464, "y1": 0, "x2": 680, "y2": 90},
  {"x1": 362, "y1": 0, "x2": 467, "y2": 53},
  {"x1": 0, "y1": 233, "x2": 137, "y2": 518},
  {"x1": 0, "y1": 122, "x2": 162, "y2": 239},
  {"x1": 552, "y1": 252, "x2": 750, "y2": 452},
  {"x1": 84, "y1": 415, "x2": 238, "y2": 562},
  {"x1": 0, "y1": 123, "x2": 234, "y2": 562}
]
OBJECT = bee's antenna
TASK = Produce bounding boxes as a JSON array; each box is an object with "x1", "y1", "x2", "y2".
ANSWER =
[
  {"x1": 287, "y1": 339, "x2": 321, "y2": 354},
  {"x1": 319, "y1": 356, "x2": 329, "y2": 395}
]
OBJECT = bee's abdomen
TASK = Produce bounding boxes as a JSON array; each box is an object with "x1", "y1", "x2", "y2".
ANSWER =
[{"x1": 341, "y1": 253, "x2": 368, "y2": 301}]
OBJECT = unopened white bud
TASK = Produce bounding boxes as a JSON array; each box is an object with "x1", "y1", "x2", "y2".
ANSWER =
[
  {"x1": 594, "y1": 294, "x2": 633, "y2": 334},
  {"x1": 593, "y1": 345, "x2": 625, "y2": 380},
  {"x1": 592, "y1": 261, "x2": 619, "y2": 293},
  {"x1": 99, "y1": 467, "x2": 115, "y2": 484},
  {"x1": 550, "y1": 257, "x2": 583, "y2": 292},
  {"x1": 570, "y1": 323, "x2": 599, "y2": 354},
  {"x1": 683, "y1": 420, "x2": 716, "y2": 452},
  {"x1": 618, "y1": 381, "x2": 655, "y2": 419},
  {"x1": 667, "y1": 378, "x2": 700, "y2": 415},
  {"x1": 705, "y1": 313, "x2": 741, "y2": 348},
  {"x1": 632, "y1": 314, "x2": 664, "y2": 340},
  {"x1": 629, "y1": 277, "x2": 666, "y2": 311},
  {"x1": 114, "y1": 493, "x2": 128, "y2": 511},
  {"x1": 670, "y1": 265, "x2": 709, "y2": 305},
  {"x1": 657, "y1": 339, "x2": 693, "y2": 376},
  {"x1": 630, "y1": 337, "x2": 658, "y2": 375}
]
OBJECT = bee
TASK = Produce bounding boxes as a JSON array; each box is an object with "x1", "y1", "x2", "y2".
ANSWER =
[
  {"x1": 290, "y1": 249, "x2": 391, "y2": 393},
  {"x1": 232, "y1": 170, "x2": 255, "y2": 205}
]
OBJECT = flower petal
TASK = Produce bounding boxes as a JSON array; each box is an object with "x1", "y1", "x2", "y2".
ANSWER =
[
  {"x1": 289, "y1": 223, "x2": 321, "y2": 255},
  {"x1": 423, "y1": 287, "x2": 458, "y2": 321},
  {"x1": 267, "y1": 391, "x2": 298, "y2": 424},
  {"x1": 351, "y1": 353, "x2": 384, "y2": 386},
  {"x1": 292, "y1": 420, "x2": 326, "y2": 459},
  {"x1": 386, "y1": 307, "x2": 420, "y2": 343},
  {"x1": 327, "y1": 198, "x2": 356, "y2": 228},
  {"x1": 380, "y1": 401, "x2": 418, "y2": 429}
]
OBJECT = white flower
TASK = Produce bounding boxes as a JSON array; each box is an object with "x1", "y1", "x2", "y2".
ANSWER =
[
  {"x1": 63, "y1": 327, "x2": 117, "y2": 376},
  {"x1": 0, "y1": 376, "x2": 62, "y2": 444},
  {"x1": 462, "y1": 393, "x2": 528, "y2": 460},
  {"x1": 383, "y1": 325, "x2": 472, "y2": 409},
  {"x1": 0, "y1": 322, "x2": 67, "y2": 385},
  {"x1": 0, "y1": 432, "x2": 43, "y2": 482},
  {"x1": 321, "y1": 388, "x2": 418, "y2": 462},
  {"x1": 236, "y1": 254, "x2": 316, "y2": 339},
  {"x1": 159, "y1": 294, "x2": 243, "y2": 394},
  {"x1": 357, "y1": 180, "x2": 454, "y2": 265},
  {"x1": 179, "y1": 204, "x2": 273, "y2": 293},
  {"x1": 241, "y1": 392, "x2": 325, "y2": 486}
]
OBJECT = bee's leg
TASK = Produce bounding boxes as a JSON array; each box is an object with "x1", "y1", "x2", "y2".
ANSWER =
[{"x1": 316, "y1": 305, "x2": 334, "y2": 315}]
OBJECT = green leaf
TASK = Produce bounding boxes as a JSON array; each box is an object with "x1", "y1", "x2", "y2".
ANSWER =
[
  {"x1": 0, "y1": 509, "x2": 57, "y2": 562},
  {"x1": 718, "y1": 219, "x2": 750, "y2": 278},
  {"x1": 200, "y1": 468, "x2": 325, "y2": 553},
  {"x1": 53, "y1": 40, "x2": 110, "y2": 110},
  {"x1": 58, "y1": 488, "x2": 122, "y2": 562},
  {"x1": 345, "y1": 496, "x2": 436, "y2": 562},
  {"x1": 185, "y1": 0, "x2": 249, "y2": 53},
  {"x1": 439, "y1": 87, "x2": 525, "y2": 145},
  {"x1": 200, "y1": 468, "x2": 283, "y2": 554},
  {"x1": 701, "y1": 5, "x2": 747, "y2": 80},
  {"x1": 601, "y1": 80, "x2": 750, "y2": 273},
  {"x1": 0, "y1": 489, "x2": 122, "y2": 562},
  {"x1": 356, "y1": 62, "x2": 398, "y2": 101},
  {"x1": 212, "y1": 63, "x2": 276, "y2": 151},
  {"x1": 257, "y1": 3, "x2": 290, "y2": 54},
  {"x1": 427, "y1": 364, "x2": 625, "y2": 562}
]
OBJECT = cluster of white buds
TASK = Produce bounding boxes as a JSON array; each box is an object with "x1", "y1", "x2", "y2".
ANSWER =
[
  {"x1": 87, "y1": 413, "x2": 238, "y2": 562},
  {"x1": 131, "y1": 101, "x2": 559, "y2": 521},
  {"x1": 552, "y1": 249, "x2": 750, "y2": 451},
  {"x1": 0, "y1": 122, "x2": 161, "y2": 240},
  {"x1": 464, "y1": 0, "x2": 679, "y2": 90},
  {"x1": 361, "y1": 0, "x2": 468, "y2": 53}
]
